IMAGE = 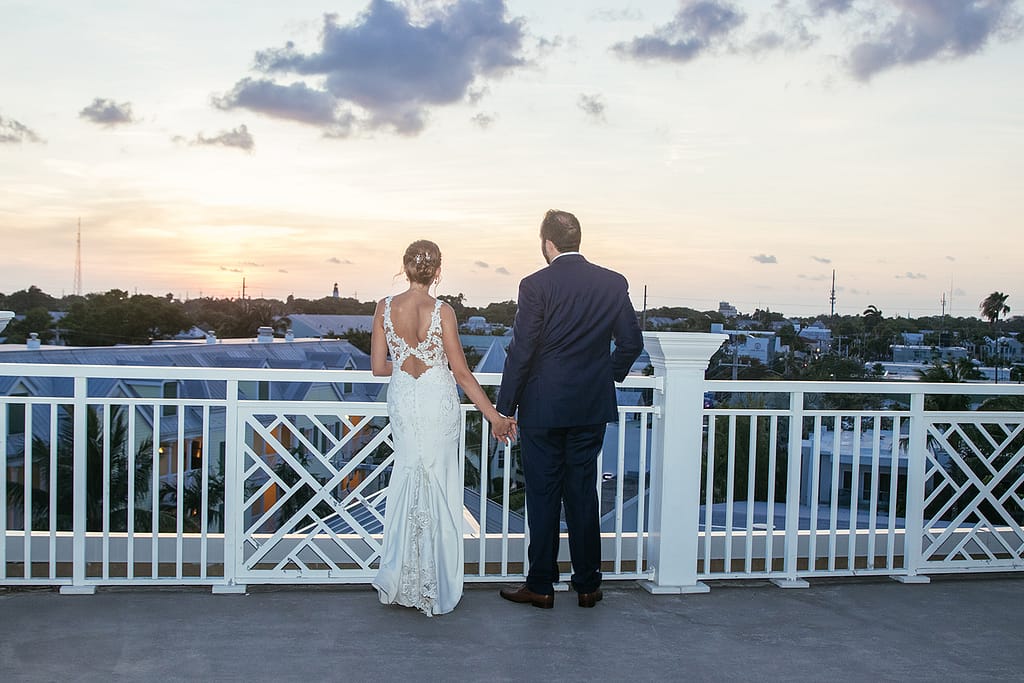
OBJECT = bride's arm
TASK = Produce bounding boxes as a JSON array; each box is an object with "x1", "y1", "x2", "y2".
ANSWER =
[
  {"x1": 370, "y1": 299, "x2": 392, "y2": 377},
  {"x1": 439, "y1": 303, "x2": 511, "y2": 431}
]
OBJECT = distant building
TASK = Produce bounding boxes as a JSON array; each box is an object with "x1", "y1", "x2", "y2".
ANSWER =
[
  {"x1": 798, "y1": 321, "x2": 833, "y2": 353},
  {"x1": 891, "y1": 345, "x2": 968, "y2": 363},
  {"x1": 718, "y1": 301, "x2": 738, "y2": 319},
  {"x1": 332, "y1": 283, "x2": 340, "y2": 298},
  {"x1": 286, "y1": 314, "x2": 373, "y2": 339}
]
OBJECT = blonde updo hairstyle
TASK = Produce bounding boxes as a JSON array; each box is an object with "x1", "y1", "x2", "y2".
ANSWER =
[{"x1": 402, "y1": 239, "x2": 442, "y2": 286}]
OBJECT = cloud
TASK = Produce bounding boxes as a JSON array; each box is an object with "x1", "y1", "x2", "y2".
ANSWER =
[
  {"x1": 220, "y1": 266, "x2": 243, "y2": 273},
  {"x1": 470, "y1": 112, "x2": 496, "y2": 129},
  {"x1": 496, "y1": 266, "x2": 511, "y2": 275},
  {"x1": 223, "y1": 0, "x2": 529, "y2": 136},
  {"x1": 612, "y1": 1, "x2": 746, "y2": 63},
  {"x1": 752, "y1": 254, "x2": 778, "y2": 264},
  {"x1": 176, "y1": 124, "x2": 255, "y2": 152},
  {"x1": 945, "y1": 255, "x2": 956, "y2": 261},
  {"x1": 591, "y1": 8, "x2": 644, "y2": 22},
  {"x1": 811, "y1": 255, "x2": 831, "y2": 264},
  {"x1": 279, "y1": 269, "x2": 289, "y2": 274},
  {"x1": 895, "y1": 272, "x2": 927, "y2": 280},
  {"x1": 214, "y1": 78, "x2": 353, "y2": 134},
  {"x1": 613, "y1": 0, "x2": 1021, "y2": 80},
  {"x1": 577, "y1": 93, "x2": 607, "y2": 122},
  {"x1": 327, "y1": 257, "x2": 353, "y2": 264},
  {"x1": 474, "y1": 260, "x2": 490, "y2": 269},
  {"x1": 0, "y1": 115, "x2": 44, "y2": 144},
  {"x1": 240, "y1": 261, "x2": 263, "y2": 268},
  {"x1": 798, "y1": 273, "x2": 828, "y2": 281},
  {"x1": 847, "y1": 0, "x2": 1022, "y2": 81},
  {"x1": 79, "y1": 98, "x2": 136, "y2": 127},
  {"x1": 809, "y1": 0, "x2": 855, "y2": 16}
]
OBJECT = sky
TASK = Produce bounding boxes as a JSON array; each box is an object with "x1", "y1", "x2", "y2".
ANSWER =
[{"x1": 1, "y1": 0, "x2": 1022, "y2": 318}]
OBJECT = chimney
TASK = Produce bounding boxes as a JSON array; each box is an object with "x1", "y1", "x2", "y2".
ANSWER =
[
  {"x1": 257, "y1": 326, "x2": 274, "y2": 343},
  {"x1": 205, "y1": 330, "x2": 217, "y2": 345},
  {"x1": 285, "y1": 328, "x2": 295, "y2": 342},
  {"x1": 27, "y1": 332, "x2": 41, "y2": 350}
]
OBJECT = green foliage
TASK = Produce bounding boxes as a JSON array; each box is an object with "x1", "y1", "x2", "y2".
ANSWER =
[
  {"x1": 0, "y1": 285, "x2": 59, "y2": 313},
  {"x1": 62, "y1": 289, "x2": 191, "y2": 345},
  {"x1": 2, "y1": 306, "x2": 54, "y2": 344}
]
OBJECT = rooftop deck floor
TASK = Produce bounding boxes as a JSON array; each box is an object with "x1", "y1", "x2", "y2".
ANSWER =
[{"x1": 2, "y1": 575, "x2": 1022, "y2": 681}]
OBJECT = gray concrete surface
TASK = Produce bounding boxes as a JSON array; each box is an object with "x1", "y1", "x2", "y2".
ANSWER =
[{"x1": 1, "y1": 575, "x2": 1022, "y2": 682}]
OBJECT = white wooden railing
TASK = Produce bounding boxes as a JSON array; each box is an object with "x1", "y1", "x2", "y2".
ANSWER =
[{"x1": 2, "y1": 332, "x2": 1022, "y2": 595}]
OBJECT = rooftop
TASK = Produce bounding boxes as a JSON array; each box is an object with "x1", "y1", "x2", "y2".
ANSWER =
[{"x1": 2, "y1": 575, "x2": 1021, "y2": 681}]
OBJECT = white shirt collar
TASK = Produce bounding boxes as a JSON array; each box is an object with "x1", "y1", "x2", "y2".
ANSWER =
[{"x1": 550, "y1": 251, "x2": 581, "y2": 263}]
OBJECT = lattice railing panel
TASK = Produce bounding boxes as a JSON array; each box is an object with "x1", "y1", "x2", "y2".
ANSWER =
[
  {"x1": 921, "y1": 416, "x2": 1024, "y2": 568},
  {"x1": 236, "y1": 408, "x2": 394, "y2": 579}
]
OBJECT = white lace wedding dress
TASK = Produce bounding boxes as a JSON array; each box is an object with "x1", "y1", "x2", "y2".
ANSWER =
[{"x1": 372, "y1": 296, "x2": 464, "y2": 616}]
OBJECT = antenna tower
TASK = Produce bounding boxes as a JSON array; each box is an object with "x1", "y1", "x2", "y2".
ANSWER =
[
  {"x1": 73, "y1": 218, "x2": 83, "y2": 296},
  {"x1": 829, "y1": 269, "x2": 836, "y2": 318}
]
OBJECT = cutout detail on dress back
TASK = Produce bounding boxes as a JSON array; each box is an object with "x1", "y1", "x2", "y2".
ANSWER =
[{"x1": 383, "y1": 296, "x2": 447, "y2": 379}]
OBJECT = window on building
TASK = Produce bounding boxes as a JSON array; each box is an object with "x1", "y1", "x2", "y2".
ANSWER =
[
  {"x1": 7, "y1": 393, "x2": 27, "y2": 435},
  {"x1": 162, "y1": 382, "x2": 178, "y2": 417}
]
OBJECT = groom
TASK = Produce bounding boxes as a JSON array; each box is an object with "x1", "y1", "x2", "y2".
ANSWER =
[{"x1": 497, "y1": 210, "x2": 644, "y2": 608}]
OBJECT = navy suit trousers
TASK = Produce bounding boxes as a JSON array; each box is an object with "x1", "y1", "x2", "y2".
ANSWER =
[{"x1": 520, "y1": 424, "x2": 605, "y2": 595}]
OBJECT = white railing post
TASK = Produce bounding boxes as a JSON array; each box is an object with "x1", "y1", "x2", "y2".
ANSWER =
[
  {"x1": 213, "y1": 380, "x2": 246, "y2": 594},
  {"x1": 61, "y1": 376, "x2": 95, "y2": 594},
  {"x1": 639, "y1": 332, "x2": 727, "y2": 594},
  {"x1": 894, "y1": 392, "x2": 931, "y2": 584}
]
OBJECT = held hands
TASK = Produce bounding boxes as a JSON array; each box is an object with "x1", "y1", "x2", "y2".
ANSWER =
[{"x1": 490, "y1": 412, "x2": 518, "y2": 445}]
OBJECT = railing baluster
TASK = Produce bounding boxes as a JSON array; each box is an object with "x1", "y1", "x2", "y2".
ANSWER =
[
  {"x1": 703, "y1": 413, "x2": 716, "y2": 575},
  {"x1": 200, "y1": 405, "x2": 210, "y2": 580},
  {"x1": 828, "y1": 419, "x2": 842, "y2": 571},
  {"x1": 848, "y1": 415, "x2": 863, "y2": 572},
  {"x1": 765, "y1": 415, "x2": 778, "y2": 575},
  {"x1": 0, "y1": 405, "x2": 6, "y2": 581},
  {"x1": 745, "y1": 416, "x2": 757, "y2": 574},
  {"x1": 637, "y1": 411, "x2": 649, "y2": 574},
  {"x1": 127, "y1": 405, "x2": 137, "y2": 580},
  {"x1": 614, "y1": 411, "x2": 627, "y2": 574},
  {"x1": 724, "y1": 415, "x2": 736, "y2": 573},
  {"x1": 24, "y1": 402, "x2": 33, "y2": 580},
  {"x1": 102, "y1": 406, "x2": 111, "y2": 581},
  {"x1": 151, "y1": 406, "x2": 160, "y2": 580}
]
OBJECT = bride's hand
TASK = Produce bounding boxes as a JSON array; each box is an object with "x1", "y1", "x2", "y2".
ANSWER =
[{"x1": 490, "y1": 414, "x2": 516, "y2": 443}]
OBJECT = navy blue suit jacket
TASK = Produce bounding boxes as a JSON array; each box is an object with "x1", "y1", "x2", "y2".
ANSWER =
[{"x1": 497, "y1": 254, "x2": 644, "y2": 429}]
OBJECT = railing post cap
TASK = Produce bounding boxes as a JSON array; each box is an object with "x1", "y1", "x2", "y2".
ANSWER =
[{"x1": 643, "y1": 331, "x2": 728, "y2": 364}]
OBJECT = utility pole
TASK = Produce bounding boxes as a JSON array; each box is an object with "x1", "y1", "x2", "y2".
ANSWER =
[
  {"x1": 73, "y1": 218, "x2": 82, "y2": 296},
  {"x1": 641, "y1": 285, "x2": 647, "y2": 330}
]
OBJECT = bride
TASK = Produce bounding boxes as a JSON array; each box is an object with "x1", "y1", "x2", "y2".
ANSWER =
[{"x1": 370, "y1": 239, "x2": 516, "y2": 616}]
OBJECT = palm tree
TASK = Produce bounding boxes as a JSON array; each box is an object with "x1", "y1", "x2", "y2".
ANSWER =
[
  {"x1": 979, "y1": 292, "x2": 1010, "y2": 330},
  {"x1": 6, "y1": 405, "x2": 157, "y2": 531},
  {"x1": 862, "y1": 305, "x2": 883, "y2": 333}
]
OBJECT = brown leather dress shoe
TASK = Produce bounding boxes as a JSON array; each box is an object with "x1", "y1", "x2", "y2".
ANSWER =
[
  {"x1": 577, "y1": 589, "x2": 603, "y2": 608},
  {"x1": 500, "y1": 585, "x2": 554, "y2": 609}
]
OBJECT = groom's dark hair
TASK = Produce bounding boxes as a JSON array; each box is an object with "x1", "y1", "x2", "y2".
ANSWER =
[{"x1": 540, "y1": 210, "x2": 581, "y2": 253}]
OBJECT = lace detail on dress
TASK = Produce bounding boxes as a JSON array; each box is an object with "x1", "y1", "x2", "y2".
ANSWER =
[
  {"x1": 397, "y1": 463, "x2": 439, "y2": 616},
  {"x1": 383, "y1": 296, "x2": 446, "y2": 374}
]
